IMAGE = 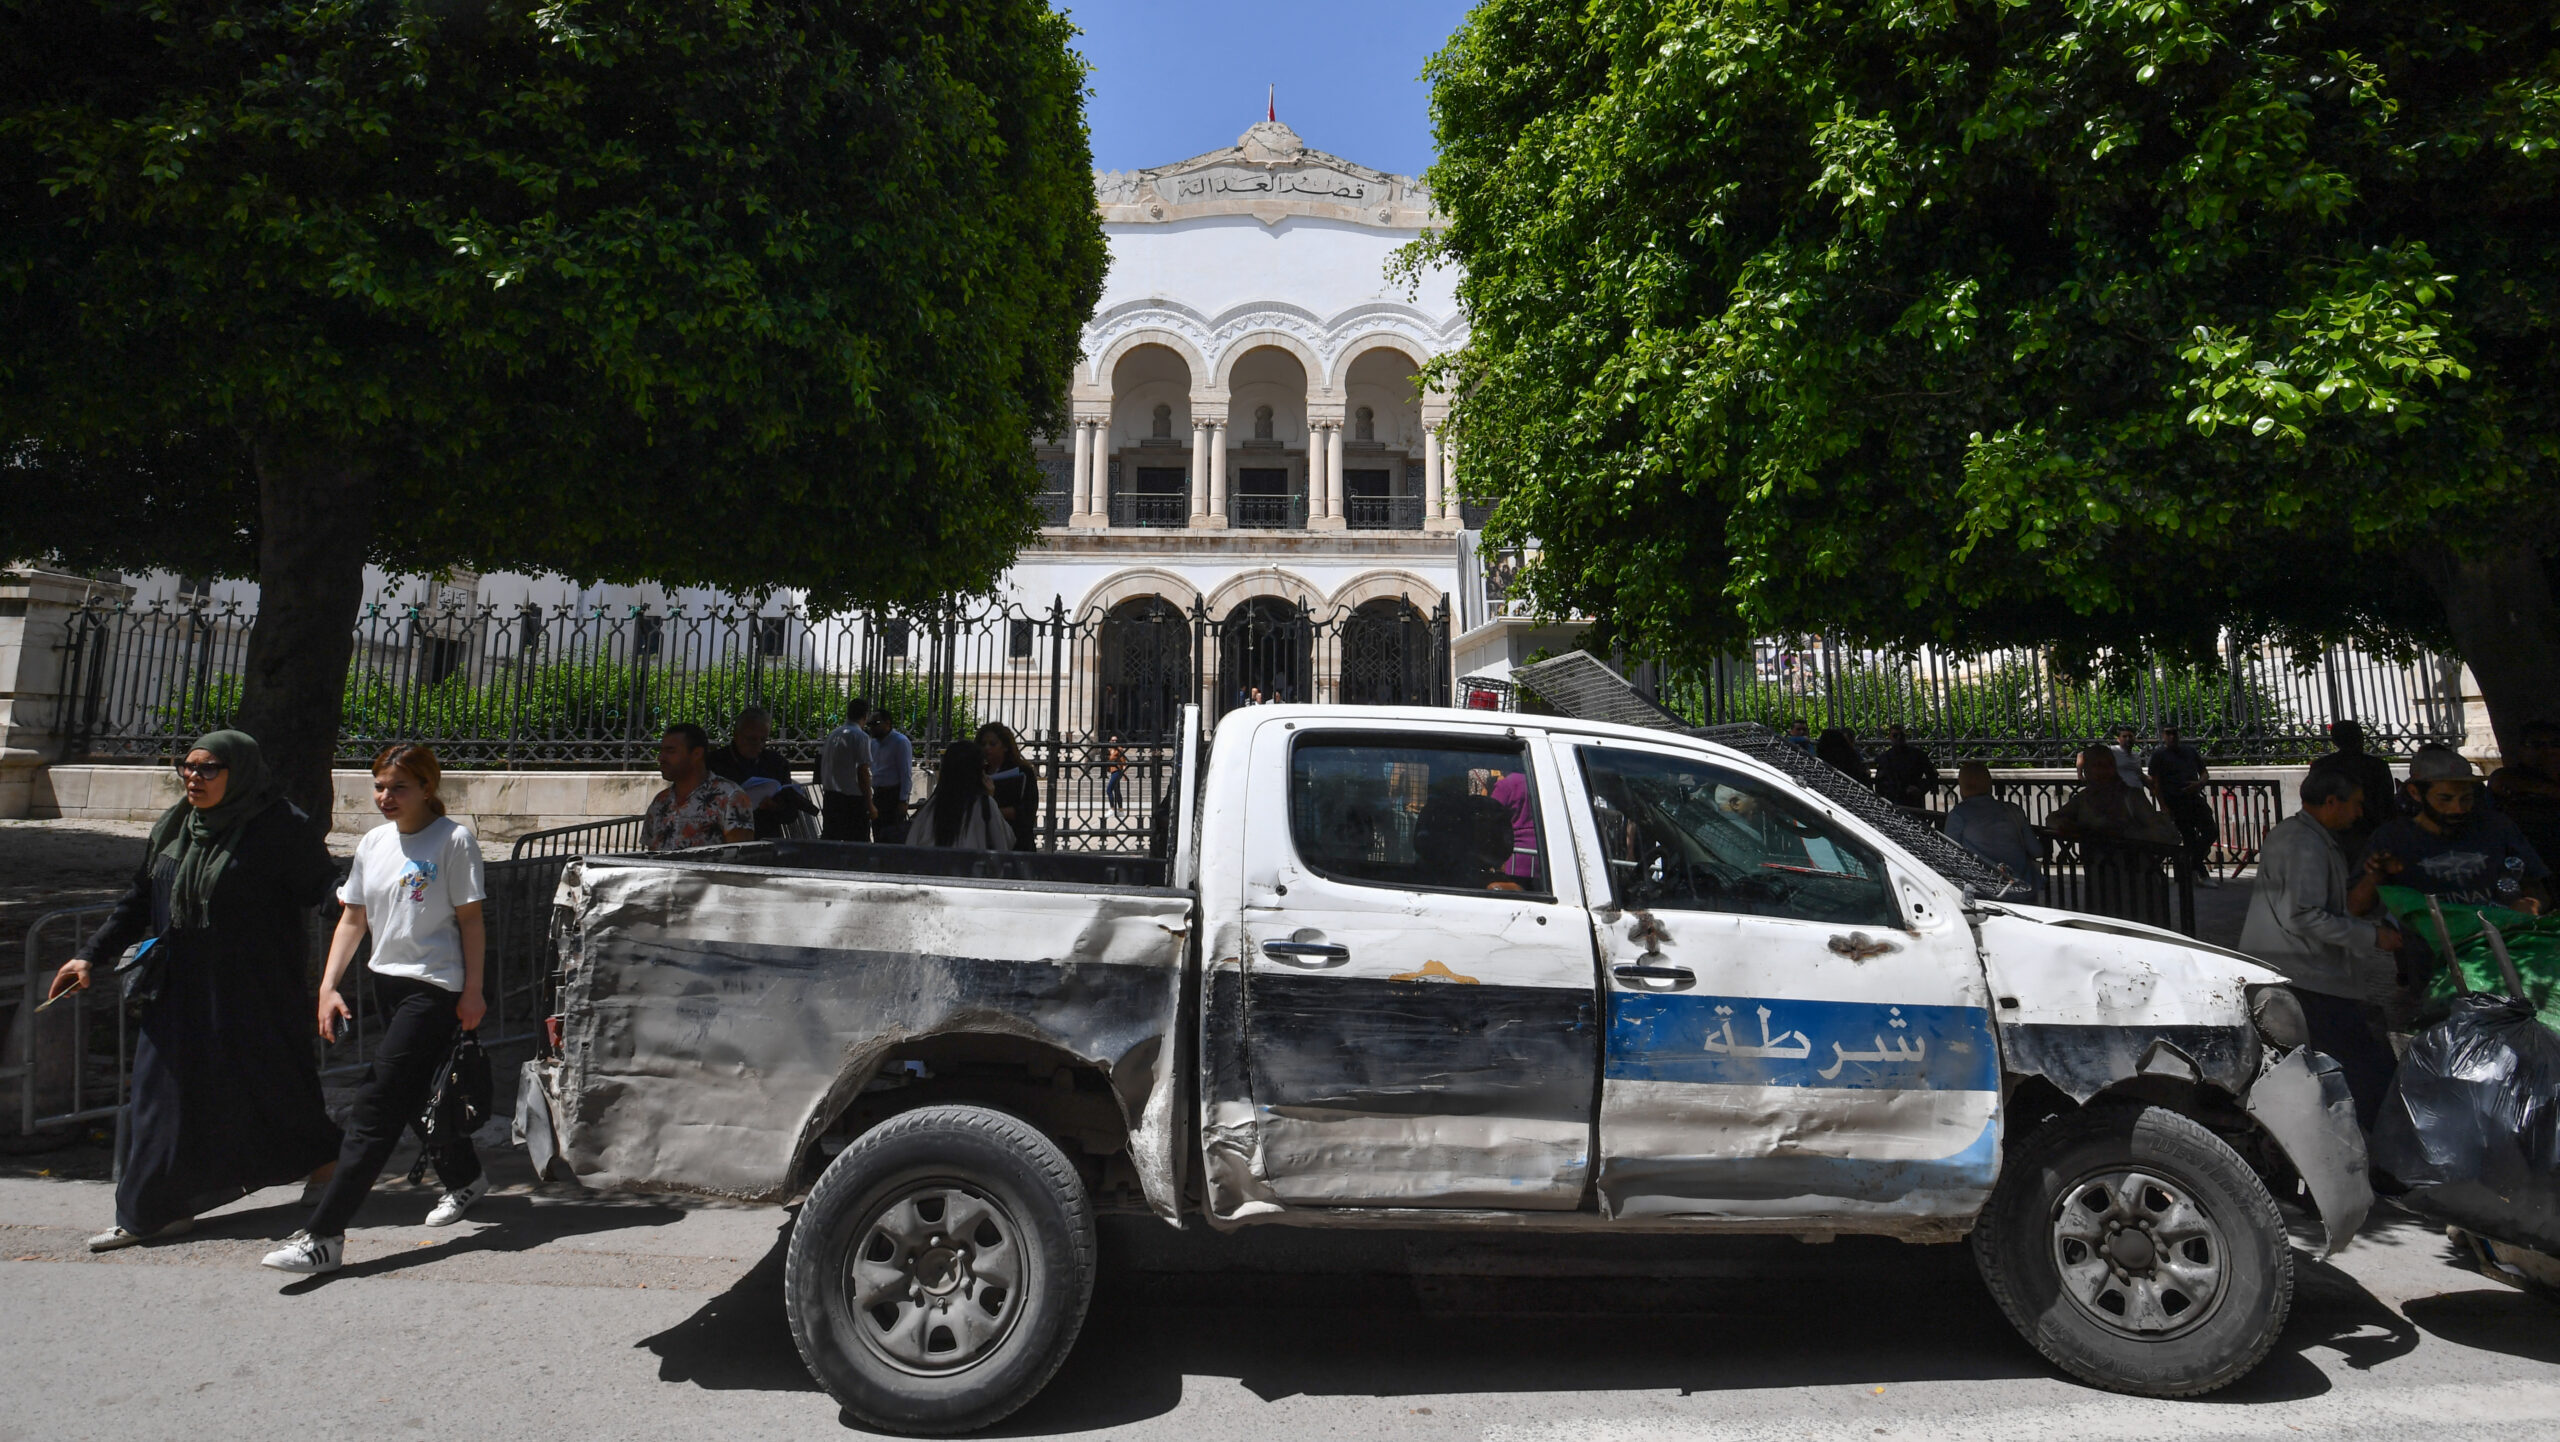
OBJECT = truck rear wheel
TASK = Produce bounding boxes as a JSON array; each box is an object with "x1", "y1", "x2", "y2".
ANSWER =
[
  {"x1": 1972, "y1": 1104, "x2": 2291, "y2": 1397},
  {"x1": 785, "y1": 1104, "x2": 1096, "y2": 1434}
]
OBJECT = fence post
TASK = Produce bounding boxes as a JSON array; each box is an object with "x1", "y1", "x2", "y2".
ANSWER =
[
  {"x1": 1043, "y1": 596, "x2": 1065, "y2": 852},
  {"x1": 1434, "y1": 593, "x2": 1453, "y2": 707},
  {"x1": 1190, "y1": 596, "x2": 1208, "y2": 722}
]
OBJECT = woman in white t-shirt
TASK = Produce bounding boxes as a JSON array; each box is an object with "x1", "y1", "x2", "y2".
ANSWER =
[{"x1": 264, "y1": 744, "x2": 490, "y2": 1275}]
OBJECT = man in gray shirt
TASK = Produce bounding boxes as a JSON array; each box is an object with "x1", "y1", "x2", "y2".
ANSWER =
[
  {"x1": 818, "y1": 697, "x2": 875, "y2": 841},
  {"x1": 864, "y1": 707, "x2": 915, "y2": 844},
  {"x1": 2240, "y1": 767, "x2": 2404, "y2": 1127}
]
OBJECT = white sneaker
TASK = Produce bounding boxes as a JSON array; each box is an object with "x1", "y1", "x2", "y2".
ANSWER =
[
  {"x1": 261, "y1": 1231, "x2": 343, "y2": 1274},
  {"x1": 424, "y1": 1175, "x2": 490, "y2": 1227}
]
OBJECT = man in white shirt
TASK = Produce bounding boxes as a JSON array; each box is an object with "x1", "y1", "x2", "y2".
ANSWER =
[
  {"x1": 819, "y1": 697, "x2": 875, "y2": 841},
  {"x1": 865, "y1": 707, "x2": 915, "y2": 843}
]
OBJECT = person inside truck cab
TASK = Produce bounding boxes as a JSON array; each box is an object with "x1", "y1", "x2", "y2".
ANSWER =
[{"x1": 644, "y1": 724, "x2": 757, "y2": 852}]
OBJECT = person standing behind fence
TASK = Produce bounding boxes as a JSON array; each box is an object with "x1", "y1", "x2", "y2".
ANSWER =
[
  {"x1": 1813, "y1": 728, "x2": 1870, "y2": 787},
  {"x1": 710, "y1": 706, "x2": 808, "y2": 840},
  {"x1": 2107, "y1": 725, "x2": 2147, "y2": 793},
  {"x1": 263, "y1": 745, "x2": 489, "y2": 1275},
  {"x1": 1873, "y1": 725, "x2": 1939, "y2": 810},
  {"x1": 2048, "y1": 746, "x2": 2183, "y2": 846},
  {"x1": 980, "y1": 723, "x2": 1038, "y2": 850},
  {"x1": 52, "y1": 730, "x2": 343, "y2": 1252},
  {"x1": 2147, "y1": 724, "x2": 2221, "y2": 886},
  {"x1": 908, "y1": 741, "x2": 1014, "y2": 849},
  {"x1": 2239, "y1": 768, "x2": 2403, "y2": 1129},
  {"x1": 2315, "y1": 720, "x2": 2400, "y2": 863},
  {"x1": 818, "y1": 698, "x2": 875, "y2": 842},
  {"x1": 866, "y1": 707, "x2": 914, "y2": 843},
  {"x1": 1943, "y1": 761, "x2": 2044, "y2": 899}
]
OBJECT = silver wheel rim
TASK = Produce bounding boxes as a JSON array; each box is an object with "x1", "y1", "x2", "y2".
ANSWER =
[
  {"x1": 2049, "y1": 1166, "x2": 2229, "y2": 1339},
  {"x1": 847, "y1": 1180, "x2": 1029, "y2": 1376}
]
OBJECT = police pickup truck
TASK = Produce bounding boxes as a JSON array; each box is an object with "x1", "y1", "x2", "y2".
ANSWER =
[{"x1": 524, "y1": 685, "x2": 2367, "y2": 1433}]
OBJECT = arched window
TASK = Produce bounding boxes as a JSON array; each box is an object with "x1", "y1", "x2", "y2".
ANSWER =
[
  {"x1": 1355, "y1": 406, "x2": 1375, "y2": 442},
  {"x1": 1152, "y1": 403, "x2": 1173, "y2": 439},
  {"x1": 1253, "y1": 405, "x2": 1274, "y2": 441},
  {"x1": 1217, "y1": 596, "x2": 1313, "y2": 715}
]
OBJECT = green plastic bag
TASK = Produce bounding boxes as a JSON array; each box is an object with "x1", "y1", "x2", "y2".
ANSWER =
[{"x1": 2381, "y1": 885, "x2": 2560, "y2": 1031}]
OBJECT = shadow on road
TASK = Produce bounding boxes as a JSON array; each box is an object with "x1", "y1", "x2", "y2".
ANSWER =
[
  {"x1": 270, "y1": 1191, "x2": 687, "y2": 1292},
  {"x1": 636, "y1": 1214, "x2": 2438, "y2": 1436},
  {"x1": 2403, "y1": 1289, "x2": 2560, "y2": 1364},
  {"x1": 638, "y1": 1210, "x2": 814, "y2": 1393}
]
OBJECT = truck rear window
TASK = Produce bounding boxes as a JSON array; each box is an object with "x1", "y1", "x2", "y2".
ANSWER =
[{"x1": 1289, "y1": 736, "x2": 1549, "y2": 897}]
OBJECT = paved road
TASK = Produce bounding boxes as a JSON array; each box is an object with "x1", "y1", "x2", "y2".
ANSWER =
[{"x1": 5, "y1": 1170, "x2": 2558, "y2": 1442}]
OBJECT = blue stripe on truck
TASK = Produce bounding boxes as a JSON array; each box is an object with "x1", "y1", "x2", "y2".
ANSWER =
[{"x1": 1607, "y1": 992, "x2": 1999, "y2": 1091}]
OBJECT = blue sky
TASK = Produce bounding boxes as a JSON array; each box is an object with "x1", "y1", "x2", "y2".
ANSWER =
[{"x1": 1065, "y1": 0, "x2": 1477, "y2": 179}]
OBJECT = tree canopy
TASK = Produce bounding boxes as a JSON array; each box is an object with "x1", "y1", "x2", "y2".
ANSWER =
[
  {"x1": 1414, "y1": 0, "x2": 2560, "y2": 749},
  {"x1": 2, "y1": 0, "x2": 1104, "y2": 811}
]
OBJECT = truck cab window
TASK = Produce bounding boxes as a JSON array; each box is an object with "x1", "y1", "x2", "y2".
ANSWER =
[
  {"x1": 1290, "y1": 737, "x2": 1546, "y2": 896},
  {"x1": 1580, "y1": 747, "x2": 1896, "y2": 926}
]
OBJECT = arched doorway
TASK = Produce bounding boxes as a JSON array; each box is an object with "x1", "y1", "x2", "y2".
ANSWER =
[
  {"x1": 1096, "y1": 597, "x2": 1191, "y2": 741},
  {"x1": 1218, "y1": 596, "x2": 1313, "y2": 714},
  {"x1": 1338, "y1": 597, "x2": 1441, "y2": 706}
]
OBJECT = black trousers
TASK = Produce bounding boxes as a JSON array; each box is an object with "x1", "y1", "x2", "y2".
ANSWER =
[
  {"x1": 2166, "y1": 792, "x2": 2218, "y2": 872},
  {"x1": 868, "y1": 785, "x2": 906, "y2": 844},
  {"x1": 820, "y1": 791, "x2": 869, "y2": 842},
  {"x1": 2295, "y1": 987, "x2": 2400, "y2": 1134},
  {"x1": 306, "y1": 973, "x2": 481, "y2": 1236}
]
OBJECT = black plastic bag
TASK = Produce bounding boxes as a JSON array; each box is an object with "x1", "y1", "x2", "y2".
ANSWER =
[{"x1": 2372, "y1": 994, "x2": 2560, "y2": 1255}]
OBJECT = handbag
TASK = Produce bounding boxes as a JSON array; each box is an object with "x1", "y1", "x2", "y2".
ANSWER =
[
  {"x1": 112, "y1": 936, "x2": 167, "y2": 1016},
  {"x1": 406, "y1": 1027, "x2": 495, "y2": 1186}
]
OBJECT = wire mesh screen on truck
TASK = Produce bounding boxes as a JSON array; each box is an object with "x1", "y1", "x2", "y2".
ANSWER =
[{"x1": 1511, "y1": 653, "x2": 2030, "y2": 901}]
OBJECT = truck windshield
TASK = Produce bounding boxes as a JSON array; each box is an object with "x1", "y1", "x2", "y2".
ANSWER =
[{"x1": 1580, "y1": 747, "x2": 1898, "y2": 927}]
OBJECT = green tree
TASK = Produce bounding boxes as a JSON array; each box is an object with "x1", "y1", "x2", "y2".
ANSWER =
[
  {"x1": 1, "y1": 0, "x2": 1103, "y2": 817},
  {"x1": 1412, "y1": 0, "x2": 2560, "y2": 754}
]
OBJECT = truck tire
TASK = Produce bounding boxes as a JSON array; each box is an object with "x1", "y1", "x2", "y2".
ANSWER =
[
  {"x1": 785, "y1": 1104, "x2": 1096, "y2": 1434},
  {"x1": 1972, "y1": 1103, "x2": 2292, "y2": 1397}
]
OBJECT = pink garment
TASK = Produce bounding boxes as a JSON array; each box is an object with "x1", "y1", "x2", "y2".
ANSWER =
[{"x1": 1492, "y1": 771, "x2": 1539, "y2": 879}]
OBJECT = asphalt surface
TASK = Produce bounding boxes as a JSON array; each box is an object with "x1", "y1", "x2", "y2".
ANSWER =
[{"x1": 4, "y1": 1165, "x2": 2558, "y2": 1442}]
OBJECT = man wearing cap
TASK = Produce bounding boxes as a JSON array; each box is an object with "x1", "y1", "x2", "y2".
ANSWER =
[
  {"x1": 2241, "y1": 768, "x2": 2403, "y2": 1128},
  {"x1": 2368, "y1": 744, "x2": 2551, "y2": 916}
]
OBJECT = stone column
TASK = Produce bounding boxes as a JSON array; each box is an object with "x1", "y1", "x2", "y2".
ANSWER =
[
  {"x1": 1207, "y1": 420, "x2": 1229, "y2": 526},
  {"x1": 1326, "y1": 422, "x2": 1347, "y2": 526},
  {"x1": 1085, "y1": 418, "x2": 1113, "y2": 529},
  {"x1": 1189, "y1": 419, "x2": 1210, "y2": 522},
  {"x1": 1441, "y1": 435, "x2": 1460, "y2": 524},
  {"x1": 1070, "y1": 420, "x2": 1094, "y2": 526},
  {"x1": 1422, "y1": 424, "x2": 1454, "y2": 532}
]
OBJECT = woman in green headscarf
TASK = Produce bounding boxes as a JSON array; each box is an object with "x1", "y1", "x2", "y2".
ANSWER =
[{"x1": 52, "y1": 730, "x2": 344, "y2": 1249}]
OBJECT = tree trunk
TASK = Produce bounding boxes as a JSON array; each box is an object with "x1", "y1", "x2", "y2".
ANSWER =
[
  {"x1": 234, "y1": 439, "x2": 373, "y2": 831},
  {"x1": 2417, "y1": 540, "x2": 2560, "y2": 762}
]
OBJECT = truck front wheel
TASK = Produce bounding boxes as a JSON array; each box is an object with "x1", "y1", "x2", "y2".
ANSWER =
[
  {"x1": 1972, "y1": 1104, "x2": 2292, "y2": 1397},
  {"x1": 785, "y1": 1104, "x2": 1097, "y2": 1434}
]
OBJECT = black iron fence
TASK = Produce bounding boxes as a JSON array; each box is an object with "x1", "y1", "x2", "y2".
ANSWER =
[
  {"x1": 1346, "y1": 495, "x2": 1427, "y2": 531},
  {"x1": 1468, "y1": 635, "x2": 2463, "y2": 764},
  {"x1": 1108, "y1": 492, "x2": 1188, "y2": 528},
  {"x1": 1916, "y1": 777, "x2": 2283, "y2": 879},
  {"x1": 1230, "y1": 492, "x2": 1307, "y2": 530},
  {"x1": 55, "y1": 593, "x2": 1454, "y2": 853}
]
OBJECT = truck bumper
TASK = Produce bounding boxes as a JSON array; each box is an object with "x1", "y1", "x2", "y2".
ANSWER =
[{"x1": 2244, "y1": 1047, "x2": 2372, "y2": 1259}]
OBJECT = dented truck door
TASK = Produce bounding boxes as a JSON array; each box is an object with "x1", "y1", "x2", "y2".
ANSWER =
[
  {"x1": 1564, "y1": 738, "x2": 2003, "y2": 1228},
  {"x1": 1228, "y1": 719, "x2": 1600, "y2": 1208}
]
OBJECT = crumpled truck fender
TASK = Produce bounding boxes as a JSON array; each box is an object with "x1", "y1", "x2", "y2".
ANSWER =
[
  {"x1": 1976, "y1": 906, "x2": 2271, "y2": 1101},
  {"x1": 2244, "y1": 1047, "x2": 2374, "y2": 1259},
  {"x1": 550, "y1": 858, "x2": 1191, "y2": 1218}
]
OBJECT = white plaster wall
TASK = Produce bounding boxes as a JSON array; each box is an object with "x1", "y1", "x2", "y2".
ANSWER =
[{"x1": 1096, "y1": 215, "x2": 1459, "y2": 334}]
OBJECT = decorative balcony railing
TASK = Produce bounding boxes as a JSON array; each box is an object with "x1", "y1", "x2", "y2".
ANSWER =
[
  {"x1": 1108, "y1": 492, "x2": 1189, "y2": 528},
  {"x1": 1229, "y1": 492, "x2": 1307, "y2": 530},
  {"x1": 1345, "y1": 494, "x2": 1426, "y2": 531}
]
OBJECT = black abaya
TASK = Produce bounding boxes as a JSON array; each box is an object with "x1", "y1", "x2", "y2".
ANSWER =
[{"x1": 79, "y1": 802, "x2": 344, "y2": 1234}]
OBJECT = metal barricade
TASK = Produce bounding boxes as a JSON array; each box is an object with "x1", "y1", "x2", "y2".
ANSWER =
[
  {"x1": 10, "y1": 905, "x2": 124, "y2": 1141},
  {"x1": 2040, "y1": 833, "x2": 2198, "y2": 936},
  {"x1": 510, "y1": 815, "x2": 647, "y2": 860}
]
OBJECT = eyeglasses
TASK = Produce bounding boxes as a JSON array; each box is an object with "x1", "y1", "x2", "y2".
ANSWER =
[{"x1": 176, "y1": 762, "x2": 229, "y2": 779}]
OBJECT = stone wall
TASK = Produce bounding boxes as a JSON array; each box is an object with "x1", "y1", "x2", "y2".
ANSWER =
[{"x1": 30, "y1": 766, "x2": 661, "y2": 843}]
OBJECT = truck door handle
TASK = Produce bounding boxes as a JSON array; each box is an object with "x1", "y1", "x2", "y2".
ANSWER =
[
  {"x1": 1260, "y1": 940, "x2": 1350, "y2": 965},
  {"x1": 1612, "y1": 963, "x2": 1695, "y2": 984}
]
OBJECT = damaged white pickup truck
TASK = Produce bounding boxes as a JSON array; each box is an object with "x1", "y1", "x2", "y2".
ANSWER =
[{"x1": 524, "y1": 696, "x2": 2369, "y2": 1434}]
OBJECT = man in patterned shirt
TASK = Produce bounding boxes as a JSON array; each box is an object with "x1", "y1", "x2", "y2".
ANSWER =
[{"x1": 645, "y1": 723, "x2": 756, "y2": 852}]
